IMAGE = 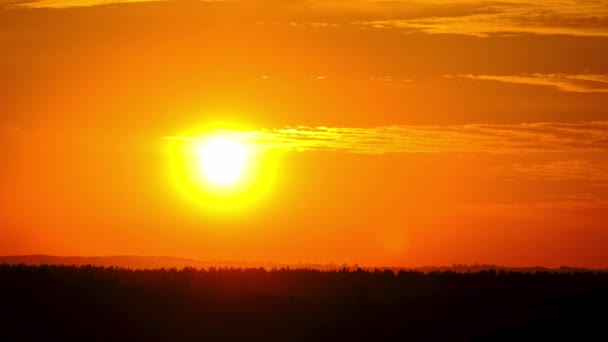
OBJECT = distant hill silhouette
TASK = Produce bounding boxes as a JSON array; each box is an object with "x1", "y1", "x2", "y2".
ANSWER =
[{"x1": 0, "y1": 255, "x2": 600, "y2": 273}]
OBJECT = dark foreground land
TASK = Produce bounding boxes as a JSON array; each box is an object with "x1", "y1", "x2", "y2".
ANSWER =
[{"x1": 1, "y1": 265, "x2": 607, "y2": 341}]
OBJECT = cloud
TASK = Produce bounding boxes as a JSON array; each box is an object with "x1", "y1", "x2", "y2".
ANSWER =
[
  {"x1": 168, "y1": 121, "x2": 608, "y2": 155},
  {"x1": 9, "y1": 0, "x2": 608, "y2": 37},
  {"x1": 11, "y1": 0, "x2": 608, "y2": 41},
  {"x1": 5, "y1": 0, "x2": 155, "y2": 8},
  {"x1": 355, "y1": 0, "x2": 608, "y2": 37},
  {"x1": 452, "y1": 74, "x2": 608, "y2": 93}
]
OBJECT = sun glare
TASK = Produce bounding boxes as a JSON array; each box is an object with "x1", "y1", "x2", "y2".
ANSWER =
[
  {"x1": 196, "y1": 135, "x2": 250, "y2": 187},
  {"x1": 167, "y1": 125, "x2": 280, "y2": 214}
]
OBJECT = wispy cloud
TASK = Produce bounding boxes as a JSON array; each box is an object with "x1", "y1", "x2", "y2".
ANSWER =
[
  {"x1": 452, "y1": 74, "x2": 608, "y2": 93},
  {"x1": 10, "y1": 0, "x2": 608, "y2": 38},
  {"x1": 6, "y1": 0, "x2": 155, "y2": 8},
  {"x1": 168, "y1": 121, "x2": 608, "y2": 155},
  {"x1": 11, "y1": 0, "x2": 608, "y2": 41},
  {"x1": 356, "y1": 0, "x2": 608, "y2": 37}
]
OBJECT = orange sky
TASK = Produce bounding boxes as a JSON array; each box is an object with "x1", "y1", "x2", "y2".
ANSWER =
[{"x1": 1, "y1": 0, "x2": 608, "y2": 268}]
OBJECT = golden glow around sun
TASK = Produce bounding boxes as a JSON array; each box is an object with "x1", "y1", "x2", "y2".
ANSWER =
[
  {"x1": 166, "y1": 124, "x2": 280, "y2": 214},
  {"x1": 196, "y1": 135, "x2": 250, "y2": 187}
]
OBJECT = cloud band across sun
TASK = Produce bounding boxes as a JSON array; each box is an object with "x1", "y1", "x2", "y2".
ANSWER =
[{"x1": 203, "y1": 121, "x2": 608, "y2": 155}]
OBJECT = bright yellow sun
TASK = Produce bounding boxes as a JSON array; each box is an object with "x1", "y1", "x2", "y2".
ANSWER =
[
  {"x1": 195, "y1": 135, "x2": 251, "y2": 187},
  {"x1": 167, "y1": 124, "x2": 281, "y2": 214}
]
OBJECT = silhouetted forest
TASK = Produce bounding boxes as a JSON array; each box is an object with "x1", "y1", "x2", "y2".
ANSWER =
[{"x1": 1, "y1": 264, "x2": 607, "y2": 341}]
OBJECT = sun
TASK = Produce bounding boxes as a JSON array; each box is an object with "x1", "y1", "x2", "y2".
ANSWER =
[
  {"x1": 195, "y1": 134, "x2": 251, "y2": 187},
  {"x1": 167, "y1": 124, "x2": 281, "y2": 214}
]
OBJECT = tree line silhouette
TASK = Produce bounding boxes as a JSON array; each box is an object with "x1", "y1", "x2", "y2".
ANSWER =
[{"x1": 1, "y1": 264, "x2": 607, "y2": 340}]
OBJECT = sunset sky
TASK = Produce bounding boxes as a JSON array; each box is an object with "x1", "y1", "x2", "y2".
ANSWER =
[{"x1": 1, "y1": 0, "x2": 608, "y2": 268}]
